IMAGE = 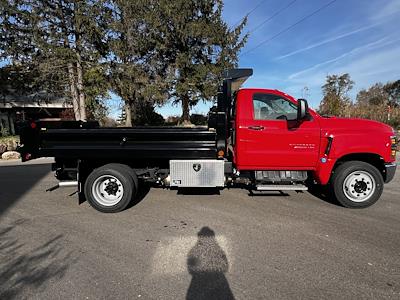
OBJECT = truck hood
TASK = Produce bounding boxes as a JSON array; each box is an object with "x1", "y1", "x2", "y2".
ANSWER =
[
  {"x1": 318, "y1": 116, "x2": 394, "y2": 134},
  {"x1": 317, "y1": 116, "x2": 395, "y2": 163}
]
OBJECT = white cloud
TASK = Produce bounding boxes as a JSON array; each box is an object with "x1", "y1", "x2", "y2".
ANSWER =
[
  {"x1": 288, "y1": 36, "x2": 396, "y2": 80},
  {"x1": 275, "y1": 0, "x2": 400, "y2": 61},
  {"x1": 240, "y1": 0, "x2": 400, "y2": 107},
  {"x1": 285, "y1": 43, "x2": 400, "y2": 104},
  {"x1": 275, "y1": 22, "x2": 384, "y2": 60},
  {"x1": 244, "y1": 41, "x2": 400, "y2": 108},
  {"x1": 370, "y1": 0, "x2": 400, "y2": 21}
]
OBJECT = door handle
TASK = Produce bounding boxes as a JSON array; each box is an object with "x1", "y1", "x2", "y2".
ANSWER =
[{"x1": 248, "y1": 125, "x2": 265, "y2": 130}]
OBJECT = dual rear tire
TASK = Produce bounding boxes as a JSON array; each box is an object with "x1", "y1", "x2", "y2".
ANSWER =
[{"x1": 84, "y1": 164, "x2": 138, "y2": 213}]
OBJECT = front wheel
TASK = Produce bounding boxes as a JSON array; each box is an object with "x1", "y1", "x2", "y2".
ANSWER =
[
  {"x1": 331, "y1": 161, "x2": 384, "y2": 208},
  {"x1": 84, "y1": 164, "x2": 137, "y2": 213}
]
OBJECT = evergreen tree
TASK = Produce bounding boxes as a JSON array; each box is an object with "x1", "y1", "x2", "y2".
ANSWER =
[
  {"x1": 0, "y1": 64, "x2": 40, "y2": 100},
  {"x1": 1, "y1": 0, "x2": 248, "y2": 125},
  {"x1": 149, "y1": 0, "x2": 248, "y2": 124},
  {"x1": 108, "y1": 0, "x2": 168, "y2": 126},
  {"x1": 0, "y1": 0, "x2": 111, "y2": 120}
]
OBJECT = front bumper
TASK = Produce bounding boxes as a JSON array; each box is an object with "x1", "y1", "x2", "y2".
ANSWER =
[{"x1": 384, "y1": 162, "x2": 397, "y2": 183}]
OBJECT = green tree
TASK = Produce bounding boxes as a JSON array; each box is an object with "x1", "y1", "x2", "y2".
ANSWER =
[
  {"x1": 319, "y1": 73, "x2": 354, "y2": 117},
  {"x1": 352, "y1": 80, "x2": 400, "y2": 126},
  {"x1": 384, "y1": 80, "x2": 400, "y2": 107},
  {"x1": 0, "y1": 62, "x2": 67, "y2": 110},
  {"x1": 356, "y1": 83, "x2": 387, "y2": 106},
  {"x1": 0, "y1": 64, "x2": 39, "y2": 100},
  {"x1": 108, "y1": 0, "x2": 168, "y2": 126},
  {"x1": 353, "y1": 83, "x2": 388, "y2": 123},
  {"x1": 84, "y1": 65, "x2": 110, "y2": 120},
  {"x1": 150, "y1": 0, "x2": 248, "y2": 125},
  {"x1": 0, "y1": 0, "x2": 111, "y2": 120}
]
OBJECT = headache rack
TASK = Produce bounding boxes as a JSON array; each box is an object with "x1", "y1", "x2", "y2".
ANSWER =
[{"x1": 209, "y1": 68, "x2": 253, "y2": 157}]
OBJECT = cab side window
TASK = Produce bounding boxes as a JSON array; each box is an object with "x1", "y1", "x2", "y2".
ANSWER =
[{"x1": 253, "y1": 93, "x2": 297, "y2": 120}]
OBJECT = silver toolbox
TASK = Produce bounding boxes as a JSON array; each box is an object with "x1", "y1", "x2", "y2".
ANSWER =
[{"x1": 170, "y1": 160, "x2": 225, "y2": 187}]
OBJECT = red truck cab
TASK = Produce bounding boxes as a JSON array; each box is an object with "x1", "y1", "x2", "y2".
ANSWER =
[{"x1": 232, "y1": 87, "x2": 396, "y2": 207}]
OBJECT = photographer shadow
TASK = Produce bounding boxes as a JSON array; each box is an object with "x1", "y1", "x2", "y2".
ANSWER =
[{"x1": 186, "y1": 227, "x2": 234, "y2": 300}]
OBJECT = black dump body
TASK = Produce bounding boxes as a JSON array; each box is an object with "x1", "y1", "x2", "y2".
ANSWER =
[
  {"x1": 18, "y1": 69, "x2": 253, "y2": 166},
  {"x1": 19, "y1": 121, "x2": 217, "y2": 164}
]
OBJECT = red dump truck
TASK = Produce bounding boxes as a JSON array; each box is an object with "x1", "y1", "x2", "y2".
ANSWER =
[{"x1": 18, "y1": 69, "x2": 397, "y2": 212}]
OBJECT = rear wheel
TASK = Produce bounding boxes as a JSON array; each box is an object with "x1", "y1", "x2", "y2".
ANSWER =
[
  {"x1": 84, "y1": 164, "x2": 137, "y2": 213},
  {"x1": 331, "y1": 161, "x2": 383, "y2": 208}
]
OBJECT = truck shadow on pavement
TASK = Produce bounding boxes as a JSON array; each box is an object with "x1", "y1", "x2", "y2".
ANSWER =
[
  {"x1": 307, "y1": 184, "x2": 341, "y2": 206},
  {"x1": 248, "y1": 190, "x2": 290, "y2": 197},
  {"x1": 126, "y1": 181, "x2": 152, "y2": 209},
  {"x1": 0, "y1": 164, "x2": 51, "y2": 217},
  {"x1": 186, "y1": 226, "x2": 235, "y2": 300},
  {"x1": 0, "y1": 219, "x2": 75, "y2": 299},
  {"x1": 177, "y1": 187, "x2": 221, "y2": 196}
]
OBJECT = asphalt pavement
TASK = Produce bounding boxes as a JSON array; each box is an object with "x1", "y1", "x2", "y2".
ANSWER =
[{"x1": 0, "y1": 157, "x2": 399, "y2": 299}]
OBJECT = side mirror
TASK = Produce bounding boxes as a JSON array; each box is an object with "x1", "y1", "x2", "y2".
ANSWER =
[{"x1": 297, "y1": 98, "x2": 309, "y2": 120}]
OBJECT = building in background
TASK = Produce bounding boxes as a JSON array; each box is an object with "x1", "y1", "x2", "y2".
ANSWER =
[{"x1": 0, "y1": 91, "x2": 71, "y2": 135}]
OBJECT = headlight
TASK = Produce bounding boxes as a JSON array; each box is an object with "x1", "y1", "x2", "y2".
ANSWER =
[{"x1": 390, "y1": 135, "x2": 398, "y2": 159}]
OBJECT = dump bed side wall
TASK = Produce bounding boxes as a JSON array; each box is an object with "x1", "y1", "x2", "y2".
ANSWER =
[{"x1": 19, "y1": 121, "x2": 217, "y2": 162}]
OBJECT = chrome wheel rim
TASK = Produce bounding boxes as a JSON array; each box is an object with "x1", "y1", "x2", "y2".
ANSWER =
[
  {"x1": 342, "y1": 171, "x2": 375, "y2": 202},
  {"x1": 92, "y1": 175, "x2": 124, "y2": 206}
]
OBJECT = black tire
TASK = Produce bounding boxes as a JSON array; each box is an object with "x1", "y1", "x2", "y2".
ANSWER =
[
  {"x1": 112, "y1": 164, "x2": 139, "y2": 197},
  {"x1": 331, "y1": 161, "x2": 384, "y2": 208},
  {"x1": 84, "y1": 163, "x2": 137, "y2": 213}
]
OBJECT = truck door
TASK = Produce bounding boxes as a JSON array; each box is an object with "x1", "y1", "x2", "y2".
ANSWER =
[{"x1": 237, "y1": 91, "x2": 320, "y2": 169}]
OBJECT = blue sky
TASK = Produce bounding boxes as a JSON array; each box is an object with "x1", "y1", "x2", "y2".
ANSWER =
[
  {"x1": 148, "y1": 0, "x2": 400, "y2": 118},
  {"x1": 2, "y1": 1, "x2": 399, "y2": 118}
]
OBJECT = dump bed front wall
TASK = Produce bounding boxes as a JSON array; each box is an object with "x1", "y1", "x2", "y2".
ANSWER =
[{"x1": 37, "y1": 127, "x2": 217, "y2": 161}]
